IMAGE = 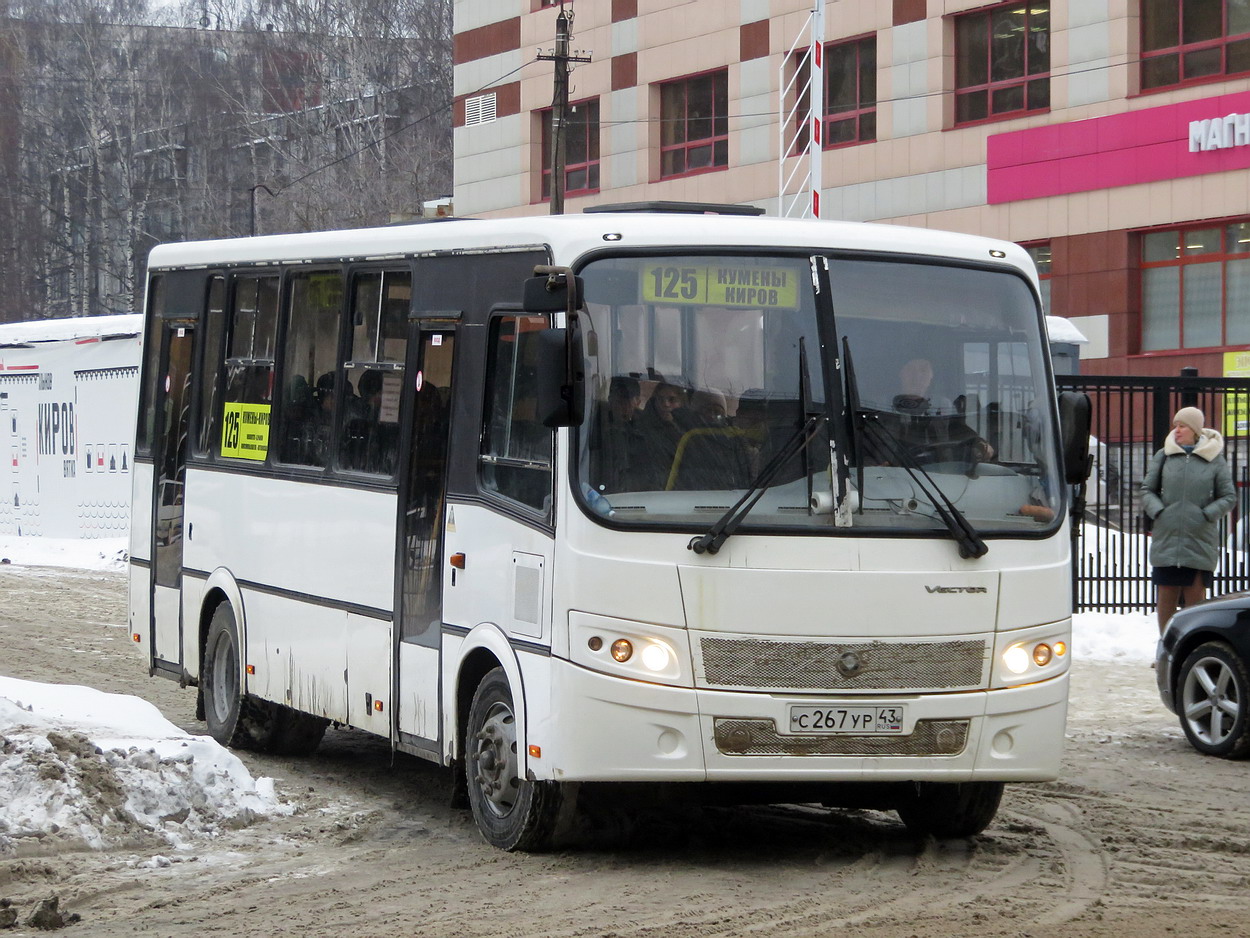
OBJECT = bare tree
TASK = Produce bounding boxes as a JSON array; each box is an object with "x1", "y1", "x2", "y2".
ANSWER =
[{"x1": 0, "y1": 0, "x2": 451, "y2": 322}]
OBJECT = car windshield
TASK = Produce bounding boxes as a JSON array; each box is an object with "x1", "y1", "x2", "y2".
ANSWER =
[{"x1": 573, "y1": 252, "x2": 1063, "y2": 536}]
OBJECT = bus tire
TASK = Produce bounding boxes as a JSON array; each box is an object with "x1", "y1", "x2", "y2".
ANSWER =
[
  {"x1": 201, "y1": 603, "x2": 256, "y2": 749},
  {"x1": 895, "y1": 781, "x2": 1004, "y2": 838},
  {"x1": 465, "y1": 667, "x2": 561, "y2": 851}
]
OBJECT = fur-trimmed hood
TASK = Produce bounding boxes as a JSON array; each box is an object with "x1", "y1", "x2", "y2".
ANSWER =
[{"x1": 1162, "y1": 427, "x2": 1225, "y2": 461}]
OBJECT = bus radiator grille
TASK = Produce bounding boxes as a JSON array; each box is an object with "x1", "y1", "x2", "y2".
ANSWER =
[
  {"x1": 713, "y1": 718, "x2": 970, "y2": 757},
  {"x1": 699, "y1": 637, "x2": 987, "y2": 691}
]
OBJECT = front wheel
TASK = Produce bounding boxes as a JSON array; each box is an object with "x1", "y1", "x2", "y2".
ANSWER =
[
  {"x1": 1178, "y1": 642, "x2": 1250, "y2": 758},
  {"x1": 895, "y1": 781, "x2": 1004, "y2": 838},
  {"x1": 465, "y1": 667, "x2": 561, "y2": 851}
]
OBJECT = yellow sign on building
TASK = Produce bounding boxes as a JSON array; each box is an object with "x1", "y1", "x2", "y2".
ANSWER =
[{"x1": 1223, "y1": 351, "x2": 1250, "y2": 437}]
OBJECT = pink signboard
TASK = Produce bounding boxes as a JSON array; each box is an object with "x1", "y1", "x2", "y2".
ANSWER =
[{"x1": 987, "y1": 89, "x2": 1250, "y2": 204}]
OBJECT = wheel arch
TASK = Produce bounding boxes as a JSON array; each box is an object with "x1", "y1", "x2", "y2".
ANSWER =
[
  {"x1": 451, "y1": 625, "x2": 528, "y2": 772},
  {"x1": 197, "y1": 569, "x2": 247, "y2": 687}
]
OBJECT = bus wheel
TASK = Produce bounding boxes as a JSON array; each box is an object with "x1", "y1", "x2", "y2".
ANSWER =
[
  {"x1": 895, "y1": 781, "x2": 1004, "y2": 838},
  {"x1": 201, "y1": 603, "x2": 252, "y2": 749},
  {"x1": 465, "y1": 667, "x2": 561, "y2": 851}
]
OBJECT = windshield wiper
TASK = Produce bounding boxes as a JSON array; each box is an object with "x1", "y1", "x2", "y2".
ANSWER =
[
  {"x1": 687, "y1": 414, "x2": 822, "y2": 555},
  {"x1": 689, "y1": 345, "x2": 823, "y2": 556},
  {"x1": 858, "y1": 415, "x2": 989, "y2": 560}
]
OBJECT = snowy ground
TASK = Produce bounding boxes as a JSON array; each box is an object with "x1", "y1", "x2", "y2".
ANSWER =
[
  {"x1": 0, "y1": 532, "x2": 1156, "y2": 860},
  {"x1": 6, "y1": 530, "x2": 1245, "y2": 938}
]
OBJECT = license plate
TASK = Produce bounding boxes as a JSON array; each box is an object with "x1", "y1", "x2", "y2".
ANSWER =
[{"x1": 788, "y1": 705, "x2": 905, "y2": 734}]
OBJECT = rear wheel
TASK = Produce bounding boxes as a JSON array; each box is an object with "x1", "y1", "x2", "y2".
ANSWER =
[
  {"x1": 895, "y1": 781, "x2": 1004, "y2": 838},
  {"x1": 201, "y1": 603, "x2": 328, "y2": 754},
  {"x1": 1178, "y1": 642, "x2": 1250, "y2": 758},
  {"x1": 465, "y1": 667, "x2": 561, "y2": 851},
  {"x1": 201, "y1": 603, "x2": 251, "y2": 748}
]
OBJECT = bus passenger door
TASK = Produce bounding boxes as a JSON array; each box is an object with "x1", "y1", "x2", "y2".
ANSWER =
[
  {"x1": 395, "y1": 327, "x2": 455, "y2": 753},
  {"x1": 150, "y1": 321, "x2": 195, "y2": 672}
]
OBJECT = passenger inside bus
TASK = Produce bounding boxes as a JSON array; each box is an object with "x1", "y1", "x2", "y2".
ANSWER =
[
  {"x1": 629, "y1": 381, "x2": 693, "y2": 490},
  {"x1": 864, "y1": 357, "x2": 994, "y2": 466},
  {"x1": 591, "y1": 375, "x2": 644, "y2": 492}
]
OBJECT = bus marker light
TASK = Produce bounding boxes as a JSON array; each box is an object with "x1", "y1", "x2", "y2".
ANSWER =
[
  {"x1": 641, "y1": 643, "x2": 670, "y2": 672},
  {"x1": 528, "y1": 745, "x2": 541, "y2": 758},
  {"x1": 374, "y1": 700, "x2": 384, "y2": 712},
  {"x1": 1032, "y1": 643, "x2": 1053, "y2": 667},
  {"x1": 1003, "y1": 645, "x2": 1030, "y2": 675},
  {"x1": 587, "y1": 636, "x2": 603, "y2": 651},
  {"x1": 246, "y1": 664, "x2": 255, "y2": 675},
  {"x1": 611, "y1": 639, "x2": 633, "y2": 662},
  {"x1": 1053, "y1": 641, "x2": 1067, "y2": 657},
  {"x1": 132, "y1": 633, "x2": 141, "y2": 643},
  {"x1": 450, "y1": 553, "x2": 466, "y2": 569}
]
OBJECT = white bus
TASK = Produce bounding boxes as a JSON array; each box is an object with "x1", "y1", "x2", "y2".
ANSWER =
[{"x1": 128, "y1": 206, "x2": 1090, "y2": 850}]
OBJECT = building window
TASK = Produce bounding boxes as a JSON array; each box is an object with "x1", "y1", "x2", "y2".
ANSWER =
[
  {"x1": 659, "y1": 69, "x2": 728, "y2": 179},
  {"x1": 954, "y1": 2, "x2": 1050, "y2": 125},
  {"x1": 1141, "y1": 222, "x2": 1250, "y2": 351},
  {"x1": 1141, "y1": 0, "x2": 1250, "y2": 90},
  {"x1": 539, "y1": 98, "x2": 600, "y2": 200},
  {"x1": 794, "y1": 36, "x2": 877, "y2": 150},
  {"x1": 1024, "y1": 243, "x2": 1052, "y2": 314}
]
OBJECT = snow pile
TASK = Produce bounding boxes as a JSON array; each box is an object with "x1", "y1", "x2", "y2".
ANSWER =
[
  {"x1": 0, "y1": 535, "x2": 128, "y2": 572},
  {"x1": 1072, "y1": 610, "x2": 1156, "y2": 663},
  {"x1": 0, "y1": 676, "x2": 288, "y2": 858}
]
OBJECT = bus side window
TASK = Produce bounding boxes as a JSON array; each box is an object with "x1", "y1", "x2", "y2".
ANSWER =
[
  {"x1": 338, "y1": 270, "x2": 409, "y2": 476},
  {"x1": 221, "y1": 274, "x2": 279, "y2": 462},
  {"x1": 135, "y1": 275, "x2": 166, "y2": 459},
  {"x1": 277, "y1": 270, "x2": 344, "y2": 469},
  {"x1": 193, "y1": 276, "x2": 226, "y2": 457},
  {"x1": 480, "y1": 314, "x2": 553, "y2": 513}
]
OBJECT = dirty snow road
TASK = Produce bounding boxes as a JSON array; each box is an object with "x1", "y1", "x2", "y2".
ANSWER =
[{"x1": 2, "y1": 565, "x2": 1249, "y2": 938}]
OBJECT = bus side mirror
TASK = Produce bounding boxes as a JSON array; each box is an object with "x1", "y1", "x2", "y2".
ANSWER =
[
  {"x1": 523, "y1": 274, "x2": 585, "y2": 313},
  {"x1": 1058, "y1": 391, "x2": 1092, "y2": 485},
  {"x1": 535, "y1": 326, "x2": 585, "y2": 428}
]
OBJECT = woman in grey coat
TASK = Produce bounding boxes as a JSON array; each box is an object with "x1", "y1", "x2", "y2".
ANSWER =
[{"x1": 1141, "y1": 407, "x2": 1236, "y2": 633}]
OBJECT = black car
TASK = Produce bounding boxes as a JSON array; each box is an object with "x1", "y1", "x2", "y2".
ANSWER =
[{"x1": 1156, "y1": 592, "x2": 1250, "y2": 758}]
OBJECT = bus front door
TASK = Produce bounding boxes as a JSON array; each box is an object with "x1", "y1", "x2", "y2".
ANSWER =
[
  {"x1": 150, "y1": 321, "x2": 195, "y2": 672},
  {"x1": 395, "y1": 327, "x2": 455, "y2": 754}
]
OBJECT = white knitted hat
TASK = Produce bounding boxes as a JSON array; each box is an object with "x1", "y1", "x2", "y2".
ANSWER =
[{"x1": 1173, "y1": 406, "x2": 1205, "y2": 437}]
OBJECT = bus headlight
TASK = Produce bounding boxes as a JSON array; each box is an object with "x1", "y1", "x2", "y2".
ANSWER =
[
  {"x1": 992, "y1": 622, "x2": 1071, "y2": 688},
  {"x1": 1003, "y1": 645, "x2": 1031, "y2": 674},
  {"x1": 569, "y1": 613, "x2": 693, "y2": 687},
  {"x1": 640, "y1": 642, "x2": 671, "y2": 672}
]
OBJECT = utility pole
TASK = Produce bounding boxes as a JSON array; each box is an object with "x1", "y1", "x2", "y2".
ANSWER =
[{"x1": 537, "y1": 4, "x2": 591, "y2": 215}]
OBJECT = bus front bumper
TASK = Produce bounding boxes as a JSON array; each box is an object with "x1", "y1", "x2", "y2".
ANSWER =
[{"x1": 535, "y1": 659, "x2": 1068, "y2": 784}]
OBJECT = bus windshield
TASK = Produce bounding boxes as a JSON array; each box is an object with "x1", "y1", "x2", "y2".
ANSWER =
[{"x1": 574, "y1": 252, "x2": 1062, "y2": 536}]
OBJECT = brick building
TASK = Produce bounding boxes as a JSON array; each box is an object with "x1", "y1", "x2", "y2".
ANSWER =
[{"x1": 453, "y1": 0, "x2": 1250, "y2": 377}]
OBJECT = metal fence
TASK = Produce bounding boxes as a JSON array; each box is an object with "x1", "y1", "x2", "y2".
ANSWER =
[{"x1": 1056, "y1": 373, "x2": 1250, "y2": 613}]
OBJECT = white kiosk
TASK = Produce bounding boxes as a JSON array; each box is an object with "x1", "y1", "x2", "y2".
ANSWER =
[{"x1": 0, "y1": 315, "x2": 142, "y2": 538}]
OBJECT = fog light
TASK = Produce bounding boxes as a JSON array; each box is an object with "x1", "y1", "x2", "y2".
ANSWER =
[
  {"x1": 1003, "y1": 645, "x2": 1030, "y2": 674},
  {"x1": 611, "y1": 639, "x2": 633, "y2": 662},
  {"x1": 1053, "y1": 641, "x2": 1067, "y2": 657},
  {"x1": 1032, "y1": 643, "x2": 1053, "y2": 666},
  {"x1": 640, "y1": 642, "x2": 670, "y2": 672},
  {"x1": 587, "y1": 636, "x2": 603, "y2": 652}
]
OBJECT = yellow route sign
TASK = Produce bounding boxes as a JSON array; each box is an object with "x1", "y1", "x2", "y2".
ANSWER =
[
  {"x1": 220, "y1": 402, "x2": 270, "y2": 460},
  {"x1": 641, "y1": 263, "x2": 799, "y2": 309}
]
